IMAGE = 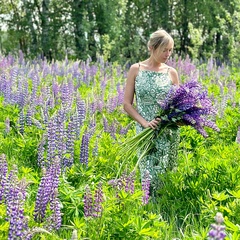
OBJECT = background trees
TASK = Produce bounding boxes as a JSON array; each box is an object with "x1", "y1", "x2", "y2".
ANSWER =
[{"x1": 0, "y1": 0, "x2": 239, "y2": 64}]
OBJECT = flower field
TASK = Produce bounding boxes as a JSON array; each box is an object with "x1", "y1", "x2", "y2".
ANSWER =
[{"x1": 0, "y1": 53, "x2": 240, "y2": 239}]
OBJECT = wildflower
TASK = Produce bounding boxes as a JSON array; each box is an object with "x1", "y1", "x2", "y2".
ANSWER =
[
  {"x1": 142, "y1": 170, "x2": 150, "y2": 205},
  {"x1": 34, "y1": 157, "x2": 61, "y2": 223},
  {"x1": 80, "y1": 132, "x2": 90, "y2": 166},
  {"x1": 0, "y1": 154, "x2": 8, "y2": 201},
  {"x1": 83, "y1": 185, "x2": 93, "y2": 217},
  {"x1": 208, "y1": 212, "x2": 226, "y2": 240},
  {"x1": 92, "y1": 182, "x2": 104, "y2": 217},
  {"x1": 125, "y1": 171, "x2": 135, "y2": 194}
]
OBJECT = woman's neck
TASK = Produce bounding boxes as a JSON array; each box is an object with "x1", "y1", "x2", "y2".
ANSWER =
[{"x1": 145, "y1": 58, "x2": 164, "y2": 69}]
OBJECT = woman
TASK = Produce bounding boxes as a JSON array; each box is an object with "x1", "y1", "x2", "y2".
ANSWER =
[{"x1": 123, "y1": 29, "x2": 180, "y2": 198}]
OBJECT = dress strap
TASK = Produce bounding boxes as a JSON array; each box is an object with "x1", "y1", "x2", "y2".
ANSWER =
[{"x1": 138, "y1": 63, "x2": 141, "y2": 70}]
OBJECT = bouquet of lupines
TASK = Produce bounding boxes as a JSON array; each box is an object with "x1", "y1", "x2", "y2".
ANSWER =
[{"x1": 119, "y1": 79, "x2": 220, "y2": 162}]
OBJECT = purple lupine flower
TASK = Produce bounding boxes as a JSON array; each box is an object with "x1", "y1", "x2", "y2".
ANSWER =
[
  {"x1": 46, "y1": 118, "x2": 58, "y2": 167},
  {"x1": 142, "y1": 170, "x2": 150, "y2": 205},
  {"x1": 88, "y1": 117, "x2": 96, "y2": 137},
  {"x1": 61, "y1": 83, "x2": 71, "y2": 108},
  {"x1": 34, "y1": 156, "x2": 61, "y2": 222},
  {"x1": 64, "y1": 116, "x2": 76, "y2": 167},
  {"x1": 119, "y1": 123, "x2": 132, "y2": 135},
  {"x1": 5, "y1": 167, "x2": 29, "y2": 240},
  {"x1": 76, "y1": 97, "x2": 86, "y2": 126},
  {"x1": 8, "y1": 191, "x2": 27, "y2": 239},
  {"x1": 236, "y1": 126, "x2": 240, "y2": 144},
  {"x1": 0, "y1": 154, "x2": 8, "y2": 201},
  {"x1": 92, "y1": 182, "x2": 104, "y2": 217},
  {"x1": 125, "y1": 171, "x2": 135, "y2": 194},
  {"x1": 84, "y1": 185, "x2": 93, "y2": 217},
  {"x1": 117, "y1": 83, "x2": 124, "y2": 105},
  {"x1": 109, "y1": 122, "x2": 116, "y2": 139},
  {"x1": 37, "y1": 134, "x2": 46, "y2": 168},
  {"x1": 208, "y1": 212, "x2": 226, "y2": 240},
  {"x1": 26, "y1": 107, "x2": 34, "y2": 126},
  {"x1": 56, "y1": 110, "x2": 67, "y2": 166},
  {"x1": 103, "y1": 116, "x2": 109, "y2": 132},
  {"x1": 157, "y1": 79, "x2": 219, "y2": 137},
  {"x1": 32, "y1": 118, "x2": 45, "y2": 130},
  {"x1": 108, "y1": 171, "x2": 136, "y2": 197},
  {"x1": 34, "y1": 168, "x2": 53, "y2": 222},
  {"x1": 45, "y1": 189, "x2": 62, "y2": 231},
  {"x1": 107, "y1": 96, "x2": 118, "y2": 113},
  {"x1": 80, "y1": 132, "x2": 90, "y2": 166},
  {"x1": 18, "y1": 109, "x2": 25, "y2": 135}
]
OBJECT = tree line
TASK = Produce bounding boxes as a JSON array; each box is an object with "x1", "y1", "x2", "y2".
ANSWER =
[{"x1": 0, "y1": 0, "x2": 239, "y2": 64}]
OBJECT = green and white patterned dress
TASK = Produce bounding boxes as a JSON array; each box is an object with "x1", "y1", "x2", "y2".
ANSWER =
[{"x1": 135, "y1": 67, "x2": 180, "y2": 196}]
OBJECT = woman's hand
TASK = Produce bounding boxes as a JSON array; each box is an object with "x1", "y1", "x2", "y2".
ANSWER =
[{"x1": 144, "y1": 117, "x2": 161, "y2": 129}]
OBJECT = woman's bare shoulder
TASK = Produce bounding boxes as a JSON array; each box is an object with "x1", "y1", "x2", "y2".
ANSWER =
[
  {"x1": 167, "y1": 65, "x2": 178, "y2": 74},
  {"x1": 166, "y1": 65, "x2": 179, "y2": 85},
  {"x1": 128, "y1": 63, "x2": 140, "y2": 77}
]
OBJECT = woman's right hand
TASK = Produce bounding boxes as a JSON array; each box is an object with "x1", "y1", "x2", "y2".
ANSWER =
[{"x1": 144, "y1": 117, "x2": 161, "y2": 129}]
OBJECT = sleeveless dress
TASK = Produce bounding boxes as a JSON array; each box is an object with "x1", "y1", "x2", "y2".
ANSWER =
[{"x1": 135, "y1": 66, "x2": 180, "y2": 197}]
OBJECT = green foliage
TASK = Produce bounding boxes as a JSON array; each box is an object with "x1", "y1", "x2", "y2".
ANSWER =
[{"x1": 1, "y1": 0, "x2": 240, "y2": 64}]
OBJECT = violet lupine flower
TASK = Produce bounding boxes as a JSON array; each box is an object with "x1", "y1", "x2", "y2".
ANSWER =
[
  {"x1": 208, "y1": 212, "x2": 226, "y2": 240},
  {"x1": 61, "y1": 83, "x2": 71, "y2": 108},
  {"x1": 142, "y1": 170, "x2": 150, "y2": 205},
  {"x1": 87, "y1": 117, "x2": 96, "y2": 138},
  {"x1": 103, "y1": 116, "x2": 109, "y2": 132},
  {"x1": 34, "y1": 157, "x2": 61, "y2": 223},
  {"x1": 0, "y1": 154, "x2": 8, "y2": 201},
  {"x1": 125, "y1": 171, "x2": 135, "y2": 194},
  {"x1": 7, "y1": 191, "x2": 27, "y2": 240},
  {"x1": 64, "y1": 116, "x2": 76, "y2": 167},
  {"x1": 117, "y1": 83, "x2": 124, "y2": 105},
  {"x1": 92, "y1": 182, "x2": 104, "y2": 217},
  {"x1": 18, "y1": 109, "x2": 25, "y2": 135},
  {"x1": 56, "y1": 110, "x2": 67, "y2": 166},
  {"x1": 107, "y1": 96, "x2": 118, "y2": 113},
  {"x1": 5, "y1": 168, "x2": 29, "y2": 240},
  {"x1": 236, "y1": 126, "x2": 240, "y2": 144},
  {"x1": 75, "y1": 96, "x2": 86, "y2": 138},
  {"x1": 108, "y1": 172, "x2": 135, "y2": 197},
  {"x1": 26, "y1": 107, "x2": 34, "y2": 126},
  {"x1": 84, "y1": 185, "x2": 93, "y2": 217},
  {"x1": 32, "y1": 118, "x2": 44, "y2": 130},
  {"x1": 80, "y1": 132, "x2": 90, "y2": 166},
  {"x1": 109, "y1": 123, "x2": 116, "y2": 140},
  {"x1": 37, "y1": 134, "x2": 46, "y2": 168},
  {"x1": 119, "y1": 123, "x2": 132, "y2": 135},
  {"x1": 46, "y1": 119, "x2": 58, "y2": 167},
  {"x1": 45, "y1": 189, "x2": 62, "y2": 231},
  {"x1": 158, "y1": 79, "x2": 219, "y2": 138}
]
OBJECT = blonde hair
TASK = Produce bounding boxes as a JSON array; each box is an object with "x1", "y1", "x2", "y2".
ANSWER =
[{"x1": 147, "y1": 29, "x2": 174, "y2": 51}]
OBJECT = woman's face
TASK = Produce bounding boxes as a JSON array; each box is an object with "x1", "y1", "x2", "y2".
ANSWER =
[{"x1": 152, "y1": 42, "x2": 174, "y2": 63}]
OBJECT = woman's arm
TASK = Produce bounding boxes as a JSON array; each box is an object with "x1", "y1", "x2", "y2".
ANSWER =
[{"x1": 168, "y1": 67, "x2": 180, "y2": 86}]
